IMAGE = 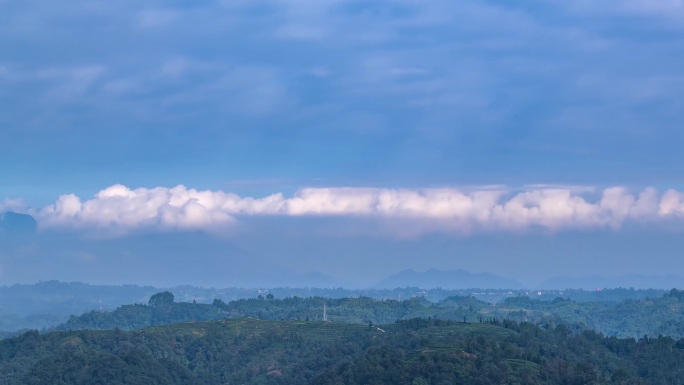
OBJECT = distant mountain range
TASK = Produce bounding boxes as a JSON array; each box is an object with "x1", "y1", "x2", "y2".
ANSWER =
[
  {"x1": 0, "y1": 212, "x2": 36, "y2": 234},
  {"x1": 538, "y1": 275, "x2": 684, "y2": 290},
  {"x1": 373, "y1": 268, "x2": 524, "y2": 289},
  {"x1": 372, "y1": 269, "x2": 684, "y2": 290}
]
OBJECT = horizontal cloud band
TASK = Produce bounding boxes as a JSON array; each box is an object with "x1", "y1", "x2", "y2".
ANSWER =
[{"x1": 27, "y1": 184, "x2": 684, "y2": 234}]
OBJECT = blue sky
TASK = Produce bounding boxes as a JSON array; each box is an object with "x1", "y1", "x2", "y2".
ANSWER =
[{"x1": 2, "y1": 1, "x2": 684, "y2": 287}]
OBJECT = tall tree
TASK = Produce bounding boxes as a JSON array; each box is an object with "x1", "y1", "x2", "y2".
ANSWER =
[{"x1": 148, "y1": 291, "x2": 174, "y2": 307}]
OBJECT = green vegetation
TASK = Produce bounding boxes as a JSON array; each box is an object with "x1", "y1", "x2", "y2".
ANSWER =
[
  {"x1": 0, "y1": 281, "x2": 671, "y2": 333},
  {"x1": 47, "y1": 290, "x2": 684, "y2": 340},
  {"x1": 482, "y1": 290, "x2": 684, "y2": 338},
  {"x1": 3, "y1": 317, "x2": 684, "y2": 384},
  {"x1": 148, "y1": 291, "x2": 175, "y2": 307},
  {"x1": 0, "y1": 282, "x2": 666, "y2": 322},
  {"x1": 50, "y1": 302, "x2": 226, "y2": 332},
  {"x1": 6, "y1": 290, "x2": 684, "y2": 384}
]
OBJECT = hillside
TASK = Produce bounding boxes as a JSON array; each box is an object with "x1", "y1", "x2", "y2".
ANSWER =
[
  {"x1": 48, "y1": 296, "x2": 453, "y2": 333},
  {"x1": 47, "y1": 290, "x2": 684, "y2": 340},
  {"x1": 482, "y1": 289, "x2": 684, "y2": 338},
  {"x1": 0, "y1": 280, "x2": 670, "y2": 333},
  {"x1": 4, "y1": 317, "x2": 684, "y2": 384}
]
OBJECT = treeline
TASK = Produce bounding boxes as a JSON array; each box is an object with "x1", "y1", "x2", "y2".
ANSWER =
[
  {"x1": 49, "y1": 295, "x2": 458, "y2": 333},
  {"x1": 0, "y1": 281, "x2": 669, "y2": 330},
  {"x1": 50, "y1": 302, "x2": 226, "y2": 333},
  {"x1": 45, "y1": 290, "x2": 684, "y2": 340},
  {"x1": 3, "y1": 317, "x2": 684, "y2": 384},
  {"x1": 488, "y1": 290, "x2": 684, "y2": 338},
  {"x1": 211, "y1": 295, "x2": 444, "y2": 324}
]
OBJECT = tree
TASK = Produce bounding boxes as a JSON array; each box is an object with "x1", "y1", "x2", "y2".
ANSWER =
[{"x1": 148, "y1": 291, "x2": 174, "y2": 307}]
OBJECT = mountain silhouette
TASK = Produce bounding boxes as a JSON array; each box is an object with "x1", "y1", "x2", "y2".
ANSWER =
[
  {"x1": 373, "y1": 268, "x2": 523, "y2": 289},
  {"x1": 0, "y1": 212, "x2": 37, "y2": 234}
]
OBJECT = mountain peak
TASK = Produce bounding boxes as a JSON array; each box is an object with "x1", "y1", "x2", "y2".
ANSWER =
[{"x1": 0, "y1": 212, "x2": 37, "y2": 234}]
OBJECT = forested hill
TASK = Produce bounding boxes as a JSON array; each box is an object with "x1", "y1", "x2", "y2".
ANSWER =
[
  {"x1": 487, "y1": 288, "x2": 684, "y2": 338},
  {"x1": 3, "y1": 317, "x2": 684, "y2": 385},
  {"x1": 0, "y1": 281, "x2": 670, "y2": 333},
  {"x1": 49, "y1": 296, "x2": 450, "y2": 333},
  {"x1": 47, "y1": 289, "x2": 684, "y2": 339},
  {"x1": 0, "y1": 281, "x2": 668, "y2": 332}
]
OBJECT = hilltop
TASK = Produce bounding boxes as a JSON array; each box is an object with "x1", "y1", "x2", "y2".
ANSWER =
[{"x1": 33, "y1": 288, "x2": 684, "y2": 341}]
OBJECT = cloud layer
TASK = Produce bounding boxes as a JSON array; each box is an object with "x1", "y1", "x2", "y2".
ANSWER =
[{"x1": 26, "y1": 184, "x2": 684, "y2": 235}]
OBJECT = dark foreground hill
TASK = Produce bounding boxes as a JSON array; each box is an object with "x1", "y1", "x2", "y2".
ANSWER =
[{"x1": 2, "y1": 317, "x2": 684, "y2": 385}]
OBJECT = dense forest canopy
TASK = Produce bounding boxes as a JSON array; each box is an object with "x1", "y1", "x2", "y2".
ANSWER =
[
  {"x1": 3, "y1": 317, "x2": 684, "y2": 385},
  {"x1": 2, "y1": 289, "x2": 684, "y2": 383}
]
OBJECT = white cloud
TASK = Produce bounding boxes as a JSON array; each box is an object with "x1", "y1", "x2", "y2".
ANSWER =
[
  {"x1": 28, "y1": 184, "x2": 684, "y2": 235},
  {"x1": 659, "y1": 189, "x2": 684, "y2": 217},
  {"x1": 0, "y1": 198, "x2": 27, "y2": 213},
  {"x1": 37, "y1": 185, "x2": 237, "y2": 232}
]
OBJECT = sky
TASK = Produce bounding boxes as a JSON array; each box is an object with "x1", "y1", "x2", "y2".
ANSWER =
[{"x1": 2, "y1": 0, "x2": 684, "y2": 288}]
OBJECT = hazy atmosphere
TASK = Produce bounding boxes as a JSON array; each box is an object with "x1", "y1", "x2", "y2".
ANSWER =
[{"x1": 3, "y1": 0, "x2": 684, "y2": 288}]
